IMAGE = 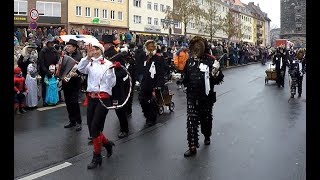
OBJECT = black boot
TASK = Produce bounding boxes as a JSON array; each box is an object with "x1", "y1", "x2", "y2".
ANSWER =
[
  {"x1": 184, "y1": 147, "x2": 197, "y2": 157},
  {"x1": 64, "y1": 122, "x2": 76, "y2": 128},
  {"x1": 298, "y1": 93, "x2": 301, "y2": 98},
  {"x1": 87, "y1": 153, "x2": 102, "y2": 169},
  {"x1": 204, "y1": 137, "x2": 211, "y2": 145},
  {"x1": 103, "y1": 141, "x2": 115, "y2": 158}
]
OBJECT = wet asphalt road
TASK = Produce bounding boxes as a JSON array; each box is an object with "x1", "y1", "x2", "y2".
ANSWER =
[{"x1": 14, "y1": 62, "x2": 306, "y2": 180}]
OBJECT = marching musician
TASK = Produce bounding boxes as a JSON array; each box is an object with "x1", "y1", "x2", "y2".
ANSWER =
[
  {"x1": 77, "y1": 41, "x2": 118, "y2": 169},
  {"x1": 61, "y1": 39, "x2": 83, "y2": 131}
]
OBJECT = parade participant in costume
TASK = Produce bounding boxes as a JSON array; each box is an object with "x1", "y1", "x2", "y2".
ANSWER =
[
  {"x1": 182, "y1": 36, "x2": 224, "y2": 157},
  {"x1": 77, "y1": 41, "x2": 118, "y2": 169},
  {"x1": 44, "y1": 65, "x2": 59, "y2": 105},
  {"x1": 17, "y1": 43, "x2": 38, "y2": 78},
  {"x1": 288, "y1": 48, "x2": 306, "y2": 98},
  {"x1": 174, "y1": 45, "x2": 189, "y2": 89},
  {"x1": 25, "y1": 62, "x2": 39, "y2": 109},
  {"x1": 14, "y1": 67, "x2": 28, "y2": 114},
  {"x1": 122, "y1": 43, "x2": 136, "y2": 116},
  {"x1": 273, "y1": 46, "x2": 288, "y2": 88},
  {"x1": 139, "y1": 40, "x2": 166, "y2": 127},
  {"x1": 61, "y1": 39, "x2": 83, "y2": 131},
  {"x1": 102, "y1": 34, "x2": 131, "y2": 138}
]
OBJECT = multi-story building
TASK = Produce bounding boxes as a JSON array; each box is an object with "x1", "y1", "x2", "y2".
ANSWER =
[
  {"x1": 280, "y1": 0, "x2": 306, "y2": 48},
  {"x1": 247, "y1": 2, "x2": 266, "y2": 46},
  {"x1": 128, "y1": 0, "x2": 173, "y2": 36},
  {"x1": 67, "y1": 0, "x2": 128, "y2": 36},
  {"x1": 263, "y1": 13, "x2": 271, "y2": 46},
  {"x1": 186, "y1": 0, "x2": 229, "y2": 40},
  {"x1": 14, "y1": 0, "x2": 67, "y2": 29}
]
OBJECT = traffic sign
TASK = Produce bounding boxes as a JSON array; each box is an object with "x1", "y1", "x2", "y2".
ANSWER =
[
  {"x1": 29, "y1": 9, "x2": 39, "y2": 21},
  {"x1": 29, "y1": 21, "x2": 37, "y2": 30}
]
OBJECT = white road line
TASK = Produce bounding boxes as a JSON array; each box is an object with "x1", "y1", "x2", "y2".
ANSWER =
[
  {"x1": 37, "y1": 104, "x2": 66, "y2": 111},
  {"x1": 17, "y1": 162, "x2": 72, "y2": 180}
]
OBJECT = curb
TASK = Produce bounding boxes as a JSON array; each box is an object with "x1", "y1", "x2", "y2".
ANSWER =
[{"x1": 222, "y1": 61, "x2": 261, "y2": 70}]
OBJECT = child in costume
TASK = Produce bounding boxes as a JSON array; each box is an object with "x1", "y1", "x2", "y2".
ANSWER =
[
  {"x1": 25, "y1": 62, "x2": 39, "y2": 109},
  {"x1": 44, "y1": 64, "x2": 59, "y2": 105},
  {"x1": 14, "y1": 67, "x2": 28, "y2": 114}
]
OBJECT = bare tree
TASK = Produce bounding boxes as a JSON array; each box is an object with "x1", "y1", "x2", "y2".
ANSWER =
[
  {"x1": 201, "y1": 0, "x2": 223, "y2": 41},
  {"x1": 236, "y1": 24, "x2": 245, "y2": 41},
  {"x1": 221, "y1": 11, "x2": 239, "y2": 41},
  {"x1": 165, "y1": 0, "x2": 202, "y2": 38}
]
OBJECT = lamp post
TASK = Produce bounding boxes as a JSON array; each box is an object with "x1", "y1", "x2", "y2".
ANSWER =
[{"x1": 161, "y1": 18, "x2": 178, "y2": 47}]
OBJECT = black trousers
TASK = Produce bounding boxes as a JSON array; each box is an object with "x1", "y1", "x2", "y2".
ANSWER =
[
  {"x1": 87, "y1": 97, "x2": 110, "y2": 138},
  {"x1": 115, "y1": 107, "x2": 129, "y2": 133},
  {"x1": 276, "y1": 69, "x2": 285, "y2": 87},
  {"x1": 41, "y1": 77, "x2": 46, "y2": 103},
  {"x1": 186, "y1": 98, "x2": 214, "y2": 148},
  {"x1": 139, "y1": 90, "x2": 157, "y2": 123},
  {"x1": 63, "y1": 82, "x2": 82, "y2": 125},
  {"x1": 291, "y1": 75, "x2": 303, "y2": 95}
]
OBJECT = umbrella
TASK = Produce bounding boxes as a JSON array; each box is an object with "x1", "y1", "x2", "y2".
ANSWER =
[{"x1": 60, "y1": 35, "x2": 99, "y2": 45}]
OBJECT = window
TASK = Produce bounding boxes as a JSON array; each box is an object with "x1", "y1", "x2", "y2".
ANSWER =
[
  {"x1": 110, "y1": 0, "x2": 115, "y2": 2},
  {"x1": 134, "y1": 15, "x2": 141, "y2": 23},
  {"x1": 14, "y1": 0, "x2": 28, "y2": 15},
  {"x1": 148, "y1": 17, "x2": 152, "y2": 24},
  {"x1": 134, "y1": 0, "x2": 141, "y2": 7},
  {"x1": 85, "y1": 7, "x2": 91, "y2": 17},
  {"x1": 189, "y1": 22, "x2": 195, "y2": 29},
  {"x1": 36, "y1": 1, "x2": 61, "y2": 17},
  {"x1": 111, "y1": 10, "x2": 115, "y2": 19},
  {"x1": 118, "y1": 11, "x2": 123, "y2": 20},
  {"x1": 76, "y1": 6, "x2": 81, "y2": 16},
  {"x1": 102, "y1": 9, "x2": 108, "y2": 19},
  {"x1": 94, "y1": 8, "x2": 99, "y2": 17},
  {"x1": 174, "y1": 22, "x2": 181, "y2": 29},
  {"x1": 154, "y1": 18, "x2": 158, "y2": 25},
  {"x1": 147, "y1": 2, "x2": 152, "y2": 10},
  {"x1": 154, "y1": 3, "x2": 158, "y2": 11},
  {"x1": 118, "y1": 0, "x2": 122, "y2": 2},
  {"x1": 223, "y1": 7, "x2": 225, "y2": 12},
  {"x1": 160, "y1": 4, "x2": 165, "y2": 12},
  {"x1": 296, "y1": 27, "x2": 302, "y2": 32}
]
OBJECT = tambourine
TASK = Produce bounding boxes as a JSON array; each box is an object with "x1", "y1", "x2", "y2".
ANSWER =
[{"x1": 98, "y1": 64, "x2": 132, "y2": 109}]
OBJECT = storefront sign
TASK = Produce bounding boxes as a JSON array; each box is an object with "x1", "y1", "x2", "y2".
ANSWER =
[
  {"x1": 144, "y1": 25, "x2": 161, "y2": 33},
  {"x1": 14, "y1": 16, "x2": 27, "y2": 23},
  {"x1": 92, "y1": 18, "x2": 110, "y2": 25}
]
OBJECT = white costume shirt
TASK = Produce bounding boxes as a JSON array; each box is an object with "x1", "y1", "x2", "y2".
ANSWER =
[{"x1": 77, "y1": 55, "x2": 116, "y2": 95}]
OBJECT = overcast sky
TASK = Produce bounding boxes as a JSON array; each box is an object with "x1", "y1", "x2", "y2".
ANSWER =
[{"x1": 240, "y1": 0, "x2": 280, "y2": 28}]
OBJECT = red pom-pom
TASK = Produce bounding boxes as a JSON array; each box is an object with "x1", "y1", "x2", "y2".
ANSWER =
[{"x1": 113, "y1": 61, "x2": 121, "y2": 68}]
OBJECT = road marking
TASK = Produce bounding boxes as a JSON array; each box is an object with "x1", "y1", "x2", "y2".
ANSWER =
[
  {"x1": 17, "y1": 162, "x2": 72, "y2": 180},
  {"x1": 37, "y1": 104, "x2": 66, "y2": 111}
]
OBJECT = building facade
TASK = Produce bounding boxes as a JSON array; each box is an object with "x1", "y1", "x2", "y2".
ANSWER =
[
  {"x1": 128, "y1": 0, "x2": 173, "y2": 35},
  {"x1": 264, "y1": 14, "x2": 271, "y2": 46},
  {"x1": 280, "y1": 0, "x2": 306, "y2": 47},
  {"x1": 14, "y1": 0, "x2": 67, "y2": 29},
  {"x1": 67, "y1": 0, "x2": 128, "y2": 36},
  {"x1": 247, "y1": 2, "x2": 266, "y2": 46}
]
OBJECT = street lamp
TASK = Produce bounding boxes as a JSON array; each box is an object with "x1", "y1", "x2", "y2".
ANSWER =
[{"x1": 161, "y1": 18, "x2": 178, "y2": 47}]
